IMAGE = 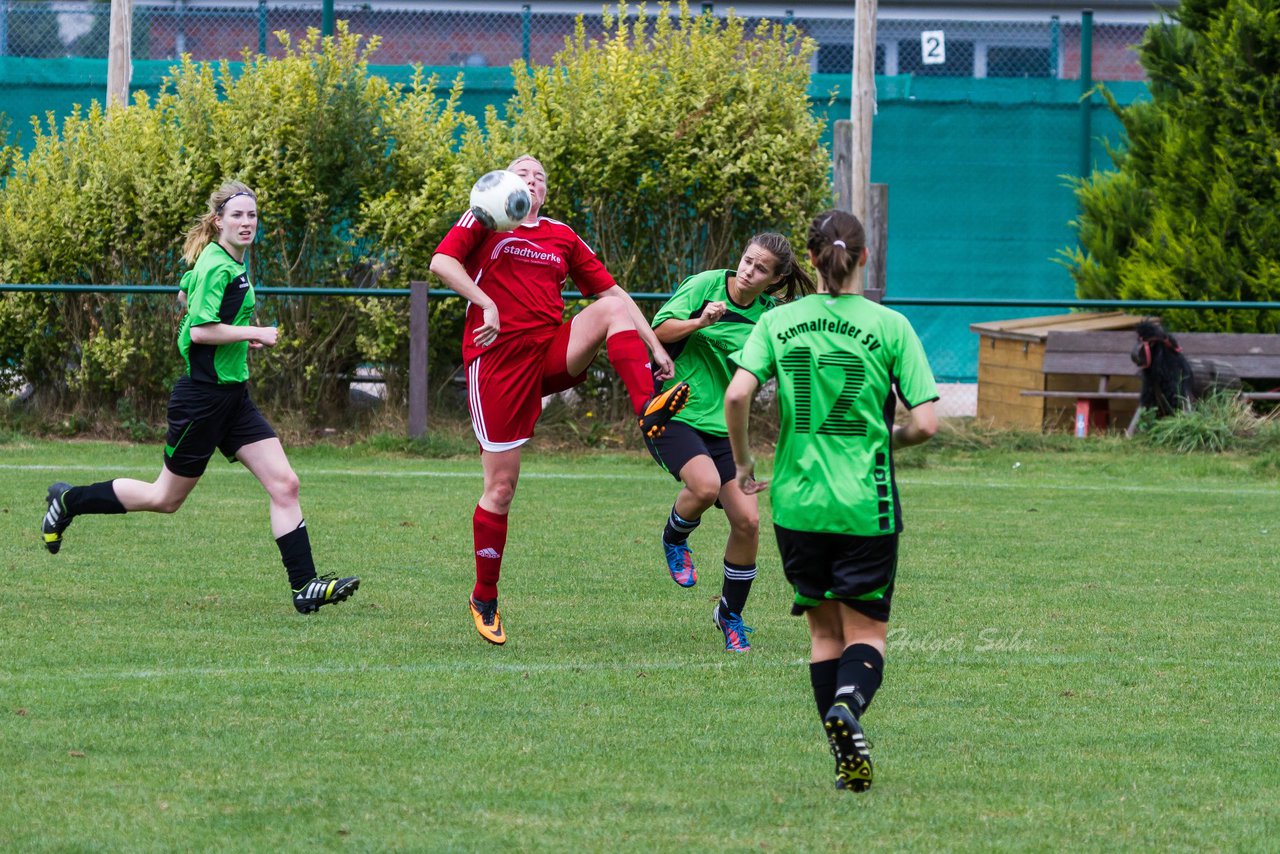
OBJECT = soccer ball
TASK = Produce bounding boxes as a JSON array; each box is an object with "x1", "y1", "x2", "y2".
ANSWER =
[{"x1": 469, "y1": 170, "x2": 532, "y2": 232}]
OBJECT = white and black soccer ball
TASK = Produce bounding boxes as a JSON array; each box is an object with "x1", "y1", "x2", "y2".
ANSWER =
[{"x1": 469, "y1": 170, "x2": 532, "y2": 232}]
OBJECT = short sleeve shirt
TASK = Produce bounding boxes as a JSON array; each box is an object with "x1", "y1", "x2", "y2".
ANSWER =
[
  {"x1": 434, "y1": 212, "x2": 616, "y2": 366},
  {"x1": 177, "y1": 242, "x2": 255, "y2": 384},
  {"x1": 731, "y1": 293, "x2": 939, "y2": 536},
  {"x1": 652, "y1": 269, "x2": 775, "y2": 436}
]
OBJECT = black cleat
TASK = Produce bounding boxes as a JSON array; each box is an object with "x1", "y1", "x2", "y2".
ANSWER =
[
  {"x1": 293, "y1": 575, "x2": 360, "y2": 614},
  {"x1": 824, "y1": 701, "x2": 873, "y2": 792},
  {"x1": 42, "y1": 482, "x2": 73, "y2": 554},
  {"x1": 640, "y1": 382, "x2": 690, "y2": 440}
]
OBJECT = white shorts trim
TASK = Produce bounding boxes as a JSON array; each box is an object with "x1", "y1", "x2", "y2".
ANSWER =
[{"x1": 468, "y1": 357, "x2": 531, "y2": 453}]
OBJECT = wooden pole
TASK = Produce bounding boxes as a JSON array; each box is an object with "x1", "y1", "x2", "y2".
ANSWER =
[
  {"x1": 865, "y1": 183, "x2": 888, "y2": 303},
  {"x1": 106, "y1": 0, "x2": 132, "y2": 109},
  {"x1": 849, "y1": 0, "x2": 878, "y2": 226},
  {"x1": 408, "y1": 281, "x2": 429, "y2": 438},
  {"x1": 833, "y1": 122, "x2": 888, "y2": 303}
]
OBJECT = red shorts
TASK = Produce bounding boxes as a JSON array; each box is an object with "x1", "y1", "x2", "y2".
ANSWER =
[{"x1": 466, "y1": 319, "x2": 587, "y2": 451}]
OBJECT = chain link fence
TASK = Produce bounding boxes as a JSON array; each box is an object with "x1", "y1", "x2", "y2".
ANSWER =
[{"x1": 0, "y1": 1, "x2": 1152, "y2": 80}]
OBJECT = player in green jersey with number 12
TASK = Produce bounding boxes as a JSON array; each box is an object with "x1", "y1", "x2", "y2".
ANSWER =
[
  {"x1": 646, "y1": 234, "x2": 814, "y2": 652},
  {"x1": 725, "y1": 209, "x2": 938, "y2": 790}
]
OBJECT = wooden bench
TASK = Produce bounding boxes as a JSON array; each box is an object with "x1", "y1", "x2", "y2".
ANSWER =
[{"x1": 1020, "y1": 330, "x2": 1280, "y2": 435}]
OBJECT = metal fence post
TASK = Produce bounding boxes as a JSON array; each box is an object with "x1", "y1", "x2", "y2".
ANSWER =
[
  {"x1": 1079, "y1": 8, "x2": 1094, "y2": 178},
  {"x1": 322, "y1": 0, "x2": 334, "y2": 38},
  {"x1": 1049, "y1": 15, "x2": 1060, "y2": 79},
  {"x1": 258, "y1": 0, "x2": 267, "y2": 54},
  {"x1": 521, "y1": 4, "x2": 530, "y2": 66},
  {"x1": 408, "y1": 280, "x2": 429, "y2": 438}
]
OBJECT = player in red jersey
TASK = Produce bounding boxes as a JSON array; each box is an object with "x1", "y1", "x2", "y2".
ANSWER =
[{"x1": 429, "y1": 155, "x2": 688, "y2": 645}]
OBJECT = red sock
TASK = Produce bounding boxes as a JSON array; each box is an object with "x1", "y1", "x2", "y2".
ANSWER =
[
  {"x1": 472, "y1": 505, "x2": 508, "y2": 601},
  {"x1": 606, "y1": 329, "x2": 655, "y2": 416}
]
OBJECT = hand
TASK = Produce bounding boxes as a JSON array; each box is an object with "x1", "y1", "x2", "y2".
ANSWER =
[
  {"x1": 735, "y1": 460, "x2": 769, "y2": 495},
  {"x1": 651, "y1": 345, "x2": 675, "y2": 381},
  {"x1": 473, "y1": 304, "x2": 500, "y2": 348},
  {"x1": 255, "y1": 325, "x2": 279, "y2": 348},
  {"x1": 700, "y1": 301, "x2": 727, "y2": 327},
  {"x1": 176, "y1": 290, "x2": 188, "y2": 309}
]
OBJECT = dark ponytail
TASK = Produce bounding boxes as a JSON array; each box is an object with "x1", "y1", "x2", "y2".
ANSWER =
[
  {"x1": 746, "y1": 232, "x2": 815, "y2": 302},
  {"x1": 806, "y1": 210, "x2": 867, "y2": 295}
]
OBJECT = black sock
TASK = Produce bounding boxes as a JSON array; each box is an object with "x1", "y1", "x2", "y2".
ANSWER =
[
  {"x1": 810, "y1": 659, "x2": 839, "y2": 722},
  {"x1": 63, "y1": 481, "x2": 126, "y2": 516},
  {"x1": 835, "y1": 643, "x2": 885, "y2": 719},
  {"x1": 276, "y1": 520, "x2": 317, "y2": 591},
  {"x1": 662, "y1": 506, "x2": 700, "y2": 545},
  {"x1": 721, "y1": 559, "x2": 756, "y2": 616}
]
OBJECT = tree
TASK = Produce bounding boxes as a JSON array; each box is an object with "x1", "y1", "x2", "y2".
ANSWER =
[{"x1": 1061, "y1": 0, "x2": 1280, "y2": 332}]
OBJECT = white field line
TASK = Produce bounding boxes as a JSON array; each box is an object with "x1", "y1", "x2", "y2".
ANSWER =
[
  {"x1": 0, "y1": 462, "x2": 1273, "y2": 497},
  {"x1": 0, "y1": 654, "x2": 1125, "y2": 684}
]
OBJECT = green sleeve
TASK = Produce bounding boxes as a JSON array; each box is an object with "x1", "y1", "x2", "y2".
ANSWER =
[
  {"x1": 891, "y1": 315, "x2": 940, "y2": 407},
  {"x1": 187, "y1": 263, "x2": 231, "y2": 326},
  {"x1": 652, "y1": 271, "x2": 717, "y2": 328}
]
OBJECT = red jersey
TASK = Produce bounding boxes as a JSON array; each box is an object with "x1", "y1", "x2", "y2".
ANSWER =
[{"x1": 434, "y1": 211, "x2": 616, "y2": 365}]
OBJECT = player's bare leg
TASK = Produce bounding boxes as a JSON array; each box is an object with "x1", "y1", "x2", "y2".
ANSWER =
[
  {"x1": 712, "y1": 478, "x2": 760, "y2": 651},
  {"x1": 238, "y1": 437, "x2": 358, "y2": 614}
]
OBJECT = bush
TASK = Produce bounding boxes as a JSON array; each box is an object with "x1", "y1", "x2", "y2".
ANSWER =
[
  {"x1": 1061, "y1": 0, "x2": 1280, "y2": 333},
  {"x1": 1, "y1": 6, "x2": 834, "y2": 430},
  {"x1": 488, "y1": 1, "x2": 830, "y2": 290}
]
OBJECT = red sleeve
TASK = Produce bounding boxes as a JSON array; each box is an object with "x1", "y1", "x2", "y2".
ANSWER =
[
  {"x1": 566, "y1": 231, "x2": 616, "y2": 297},
  {"x1": 434, "y1": 212, "x2": 487, "y2": 263}
]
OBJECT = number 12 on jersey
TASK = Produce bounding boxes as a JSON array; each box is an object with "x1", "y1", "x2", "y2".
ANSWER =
[{"x1": 780, "y1": 347, "x2": 869, "y2": 436}]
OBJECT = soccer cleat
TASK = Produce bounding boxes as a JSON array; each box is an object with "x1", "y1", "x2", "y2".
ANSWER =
[
  {"x1": 293, "y1": 575, "x2": 360, "y2": 614},
  {"x1": 824, "y1": 701, "x2": 873, "y2": 792},
  {"x1": 663, "y1": 538, "x2": 697, "y2": 588},
  {"x1": 469, "y1": 595, "x2": 506, "y2": 645},
  {"x1": 42, "y1": 482, "x2": 73, "y2": 554},
  {"x1": 713, "y1": 604, "x2": 754, "y2": 652},
  {"x1": 640, "y1": 381, "x2": 690, "y2": 439}
]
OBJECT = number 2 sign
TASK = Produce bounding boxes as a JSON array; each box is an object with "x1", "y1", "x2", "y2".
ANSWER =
[{"x1": 921, "y1": 30, "x2": 945, "y2": 65}]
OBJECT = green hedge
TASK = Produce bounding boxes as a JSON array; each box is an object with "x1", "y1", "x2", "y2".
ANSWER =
[{"x1": 1, "y1": 2, "x2": 827, "y2": 422}]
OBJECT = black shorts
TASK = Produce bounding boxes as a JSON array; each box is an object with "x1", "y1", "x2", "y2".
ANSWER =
[
  {"x1": 163, "y1": 376, "x2": 277, "y2": 478},
  {"x1": 774, "y1": 525, "x2": 898, "y2": 622},
  {"x1": 644, "y1": 420, "x2": 735, "y2": 485}
]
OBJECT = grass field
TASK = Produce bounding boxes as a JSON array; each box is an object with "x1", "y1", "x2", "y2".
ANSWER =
[{"x1": 2, "y1": 436, "x2": 1278, "y2": 851}]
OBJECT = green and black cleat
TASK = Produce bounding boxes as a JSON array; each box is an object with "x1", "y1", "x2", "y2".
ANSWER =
[
  {"x1": 824, "y1": 701, "x2": 873, "y2": 792},
  {"x1": 42, "y1": 482, "x2": 73, "y2": 554},
  {"x1": 293, "y1": 575, "x2": 360, "y2": 614}
]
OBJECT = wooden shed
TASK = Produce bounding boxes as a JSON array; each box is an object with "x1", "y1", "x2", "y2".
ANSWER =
[{"x1": 969, "y1": 312, "x2": 1148, "y2": 431}]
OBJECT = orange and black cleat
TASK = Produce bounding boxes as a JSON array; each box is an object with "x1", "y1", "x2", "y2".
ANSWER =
[
  {"x1": 469, "y1": 595, "x2": 506, "y2": 645},
  {"x1": 640, "y1": 382, "x2": 690, "y2": 440}
]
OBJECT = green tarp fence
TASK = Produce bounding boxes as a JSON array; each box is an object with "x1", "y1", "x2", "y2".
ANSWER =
[{"x1": 0, "y1": 57, "x2": 1149, "y2": 381}]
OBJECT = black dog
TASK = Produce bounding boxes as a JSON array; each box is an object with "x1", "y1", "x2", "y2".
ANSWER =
[{"x1": 1131, "y1": 320, "x2": 1195, "y2": 416}]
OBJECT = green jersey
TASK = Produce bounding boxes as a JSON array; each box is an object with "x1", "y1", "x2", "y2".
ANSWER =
[
  {"x1": 731, "y1": 293, "x2": 938, "y2": 536},
  {"x1": 177, "y1": 242, "x2": 255, "y2": 384},
  {"x1": 652, "y1": 269, "x2": 776, "y2": 436}
]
